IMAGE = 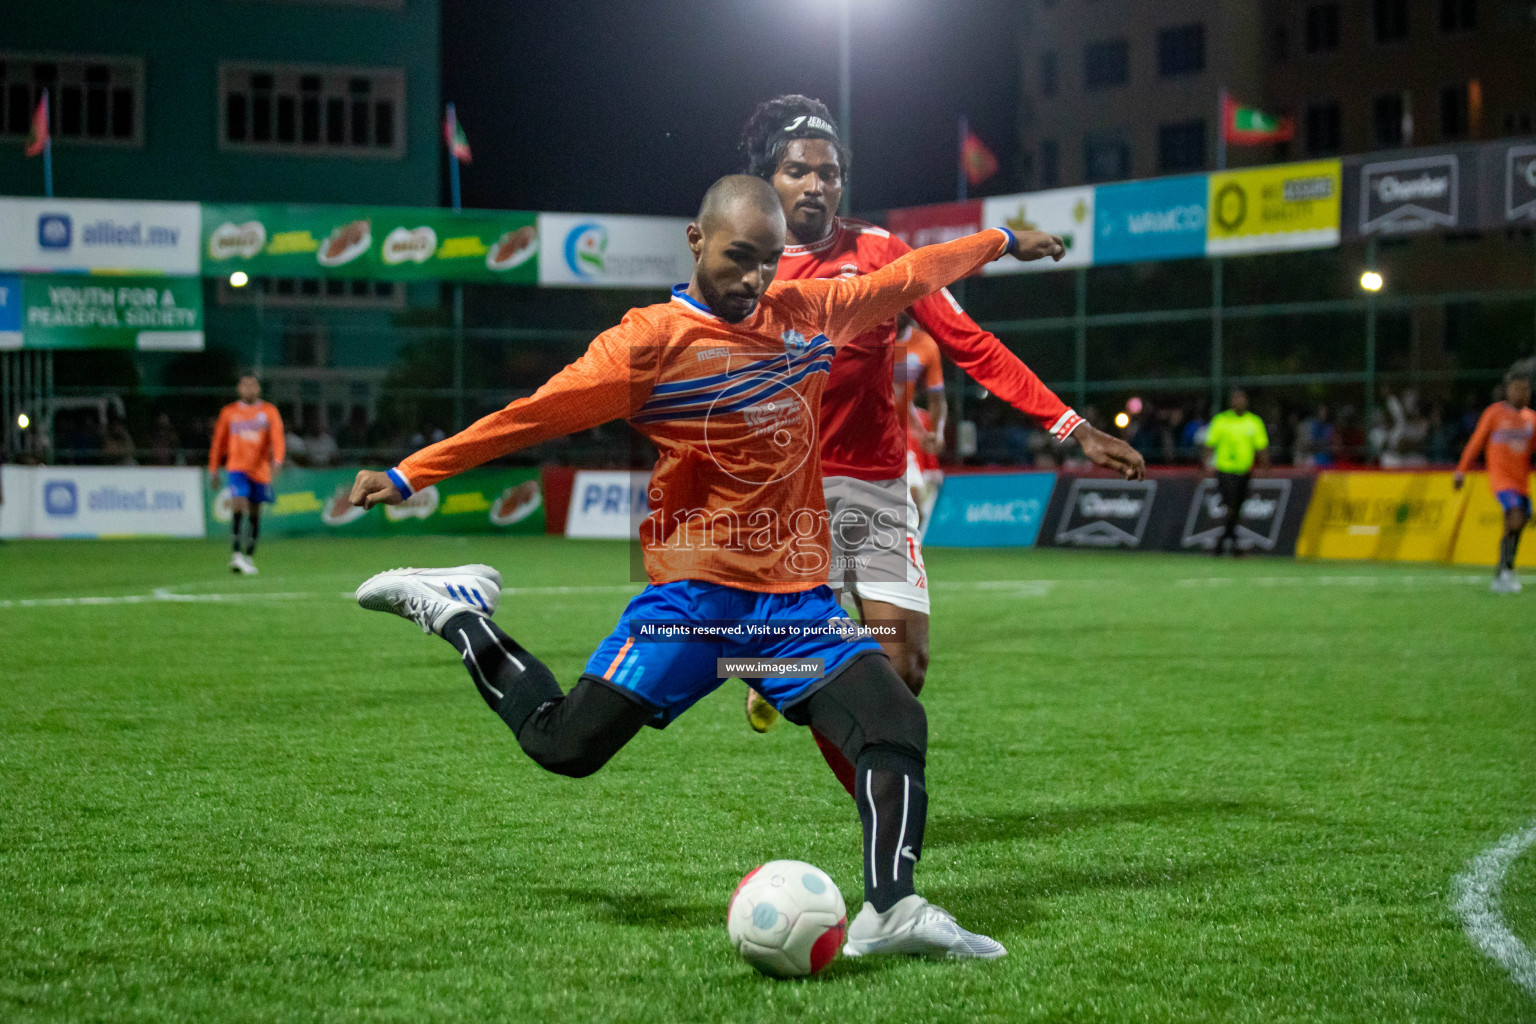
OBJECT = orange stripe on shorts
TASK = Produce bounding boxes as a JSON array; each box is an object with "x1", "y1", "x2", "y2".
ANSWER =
[{"x1": 602, "y1": 637, "x2": 635, "y2": 680}]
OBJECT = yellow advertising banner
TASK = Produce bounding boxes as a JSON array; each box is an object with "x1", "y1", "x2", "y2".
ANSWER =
[
  {"x1": 1296, "y1": 471, "x2": 1469, "y2": 562},
  {"x1": 1207, "y1": 159, "x2": 1342, "y2": 255},
  {"x1": 1449, "y1": 473, "x2": 1536, "y2": 566}
]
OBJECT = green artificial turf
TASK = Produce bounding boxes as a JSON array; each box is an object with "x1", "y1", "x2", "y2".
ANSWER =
[{"x1": 1, "y1": 537, "x2": 1532, "y2": 1023}]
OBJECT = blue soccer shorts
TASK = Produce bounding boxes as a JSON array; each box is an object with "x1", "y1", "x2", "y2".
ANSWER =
[
  {"x1": 1496, "y1": 489, "x2": 1533, "y2": 517},
  {"x1": 227, "y1": 471, "x2": 275, "y2": 505},
  {"x1": 583, "y1": 580, "x2": 884, "y2": 728}
]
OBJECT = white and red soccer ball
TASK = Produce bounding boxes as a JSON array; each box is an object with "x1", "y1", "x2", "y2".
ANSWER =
[{"x1": 727, "y1": 860, "x2": 847, "y2": 978}]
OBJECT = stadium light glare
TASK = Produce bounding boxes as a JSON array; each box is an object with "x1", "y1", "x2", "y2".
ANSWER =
[
  {"x1": 1360, "y1": 271, "x2": 1383, "y2": 292},
  {"x1": 229, "y1": 271, "x2": 249, "y2": 288},
  {"x1": 1114, "y1": 411, "x2": 1131, "y2": 429},
  {"x1": 1126, "y1": 396, "x2": 1143, "y2": 414},
  {"x1": 17, "y1": 413, "x2": 30, "y2": 430}
]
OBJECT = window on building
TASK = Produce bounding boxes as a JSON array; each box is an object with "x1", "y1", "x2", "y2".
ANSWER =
[
  {"x1": 1157, "y1": 24, "x2": 1205, "y2": 77},
  {"x1": 1304, "y1": 101, "x2": 1342, "y2": 153},
  {"x1": 1083, "y1": 132, "x2": 1130, "y2": 182},
  {"x1": 1439, "y1": 0, "x2": 1477, "y2": 32},
  {"x1": 1157, "y1": 119, "x2": 1206, "y2": 172},
  {"x1": 1372, "y1": 92, "x2": 1405, "y2": 146},
  {"x1": 220, "y1": 63, "x2": 404, "y2": 157},
  {"x1": 1441, "y1": 83, "x2": 1469, "y2": 139},
  {"x1": 0, "y1": 55, "x2": 143, "y2": 145},
  {"x1": 1373, "y1": 0, "x2": 1409, "y2": 42},
  {"x1": 1083, "y1": 39, "x2": 1129, "y2": 90},
  {"x1": 1305, "y1": 5, "x2": 1341, "y2": 51},
  {"x1": 1039, "y1": 50, "x2": 1059, "y2": 98},
  {"x1": 1039, "y1": 139, "x2": 1060, "y2": 187}
]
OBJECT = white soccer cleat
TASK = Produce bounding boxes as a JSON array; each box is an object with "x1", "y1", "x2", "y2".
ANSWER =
[
  {"x1": 229, "y1": 553, "x2": 243, "y2": 573},
  {"x1": 842, "y1": 894, "x2": 1006, "y2": 960},
  {"x1": 355, "y1": 565, "x2": 502, "y2": 636},
  {"x1": 231, "y1": 552, "x2": 259, "y2": 575},
  {"x1": 1491, "y1": 569, "x2": 1522, "y2": 594}
]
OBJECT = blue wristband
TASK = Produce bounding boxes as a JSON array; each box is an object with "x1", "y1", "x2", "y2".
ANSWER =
[
  {"x1": 996, "y1": 226, "x2": 1017, "y2": 257},
  {"x1": 386, "y1": 467, "x2": 414, "y2": 498}
]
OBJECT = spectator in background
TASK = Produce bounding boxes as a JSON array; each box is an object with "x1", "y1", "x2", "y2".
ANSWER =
[
  {"x1": 306, "y1": 422, "x2": 338, "y2": 467},
  {"x1": 1384, "y1": 390, "x2": 1429, "y2": 467},
  {"x1": 1295, "y1": 404, "x2": 1337, "y2": 468},
  {"x1": 148, "y1": 412, "x2": 182, "y2": 466},
  {"x1": 1204, "y1": 388, "x2": 1269, "y2": 556},
  {"x1": 102, "y1": 414, "x2": 137, "y2": 466}
]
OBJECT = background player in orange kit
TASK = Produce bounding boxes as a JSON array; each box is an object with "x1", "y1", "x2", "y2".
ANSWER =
[
  {"x1": 1454, "y1": 371, "x2": 1536, "y2": 593},
  {"x1": 208, "y1": 374, "x2": 286, "y2": 575},
  {"x1": 897, "y1": 316, "x2": 946, "y2": 525},
  {"x1": 737, "y1": 95, "x2": 1143, "y2": 786}
]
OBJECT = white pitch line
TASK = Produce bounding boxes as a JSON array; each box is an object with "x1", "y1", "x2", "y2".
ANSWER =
[{"x1": 1453, "y1": 821, "x2": 1536, "y2": 1000}]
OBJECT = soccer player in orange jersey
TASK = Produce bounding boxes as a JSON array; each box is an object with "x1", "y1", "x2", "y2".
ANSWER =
[
  {"x1": 348, "y1": 176, "x2": 1071, "y2": 958},
  {"x1": 208, "y1": 375, "x2": 286, "y2": 575},
  {"x1": 736, "y1": 95, "x2": 1143, "y2": 787},
  {"x1": 1454, "y1": 372, "x2": 1536, "y2": 593},
  {"x1": 898, "y1": 317, "x2": 946, "y2": 524}
]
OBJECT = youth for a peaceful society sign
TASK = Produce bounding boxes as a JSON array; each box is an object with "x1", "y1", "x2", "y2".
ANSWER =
[
  {"x1": 5, "y1": 274, "x2": 203, "y2": 350},
  {"x1": 201, "y1": 204, "x2": 540, "y2": 284}
]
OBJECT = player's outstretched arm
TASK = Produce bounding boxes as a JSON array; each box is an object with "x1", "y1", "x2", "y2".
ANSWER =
[{"x1": 1453, "y1": 408, "x2": 1494, "y2": 488}]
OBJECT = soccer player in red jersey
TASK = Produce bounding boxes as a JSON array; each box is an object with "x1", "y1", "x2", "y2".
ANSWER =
[
  {"x1": 348, "y1": 176, "x2": 1070, "y2": 958},
  {"x1": 1454, "y1": 372, "x2": 1536, "y2": 593},
  {"x1": 208, "y1": 374, "x2": 286, "y2": 575},
  {"x1": 737, "y1": 96, "x2": 1143, "y2": 787}
]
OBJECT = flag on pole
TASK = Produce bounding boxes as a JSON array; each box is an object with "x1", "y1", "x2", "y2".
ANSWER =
[
  {"x1": 960, "y1": 128, "x2": 999, "y2": 186},
  {"x1": 1221, "y1": 94, "x2": 1294, "y2": 145},
  {"x1": 25, "y1": 92, "x2": 49, "y2": 158},
  {"x1": 444, "y1": 104, "x2": 472, "y2": 164}
]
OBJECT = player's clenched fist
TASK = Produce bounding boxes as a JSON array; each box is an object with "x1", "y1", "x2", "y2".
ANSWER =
[
  {"x1": 1006, "y1": 229, "x2": 1067, "y2": 263},
  {"x1": 350, "y1": 470, "x2": 404, "y2": 508}
]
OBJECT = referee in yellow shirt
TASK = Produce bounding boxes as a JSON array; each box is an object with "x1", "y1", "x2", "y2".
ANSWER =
[{"x1": 1203, "y1": 388, "x2": 1270, "y2": 555}]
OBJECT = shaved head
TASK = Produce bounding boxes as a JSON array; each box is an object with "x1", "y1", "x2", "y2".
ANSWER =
[{"x1": 697, "y1": 174, "x2": 785, "y2": 232}]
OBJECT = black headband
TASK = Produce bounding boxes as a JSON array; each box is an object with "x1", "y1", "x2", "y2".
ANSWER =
[{"x1": 781, "y1": 115, "x2": 838, "y2": 139}]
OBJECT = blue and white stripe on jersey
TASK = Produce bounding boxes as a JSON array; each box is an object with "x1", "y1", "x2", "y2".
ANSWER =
[{"x1": 632, "y1": 336, "x2": 834, "y2": 425}]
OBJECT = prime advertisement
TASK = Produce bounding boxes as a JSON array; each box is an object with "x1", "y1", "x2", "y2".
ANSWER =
[
  {"x1": 205, "y1": 466, "x2": 544, "y2": 538},
  {"x1": 536, "y1": 214, "x2": 693, "y2": 288},
  {"x1": 1295, "y1": 471, "x2": 1466, "y2": 562},
  {"x1": 0, "y1": 466, "x2": 205, "y2": 539},
  {"x1": 564, "y1": 470, "x2": 651, "y2": 539},
  {"x1": 0, "y1": 197, "x2": 202, "y2": 275},
  {"x1": 1205, "y1": 159, "x2": 1341, "y2": 255},
  {"x1": 980, "y1": 187, "x2": 1094, "y2": 274},
  {"x1": 14, "y1": 274, "x2": 203, "y2": 351},
  {"x1": 922, "y1": 471, "x2": 1057, "y2": 547},
  {"x1": 1093, "y1": 174, "x2": 1209, "y2": 265},
  {"x1": 201, "y1": 204, "x2": 540, "y2": 284},
  {"x1": 1448, "y1": 472, "x2": 1536, "y2": 567}
]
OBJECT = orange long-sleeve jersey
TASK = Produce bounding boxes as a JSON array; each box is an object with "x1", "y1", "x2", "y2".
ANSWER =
[
  {"x1": 209, "y1": 400, "x2": 286, "y2": 483},
  {"x1": 1457, "y1": 401, "x2": 1536, "y2": 495},
  {"x1": 391, "y1": 228, "x2": 1013, "y2": 592}
]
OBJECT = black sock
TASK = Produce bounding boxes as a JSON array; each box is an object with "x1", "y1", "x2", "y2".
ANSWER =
[
  {"x1": 231, "y1": 511, "x2": 244, "y2": 553},
  {"x1": 441, "y1": 611, "x2": 562, "y2": 733},
  {"x1": 245, "y1": 509, "x2": 261, "y2": 556},
  {"x1": 855, "y1": 747, "x2": 927, "y2": 913},
  {"x1": 1500, "y1": 531, "x2": 1520, "y2": 571}
]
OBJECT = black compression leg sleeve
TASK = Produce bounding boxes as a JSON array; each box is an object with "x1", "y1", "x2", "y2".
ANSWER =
[
  {"x1": 440, "y1": 611, "x2": 650, "y2": 778},
  {"x1": 231, "y1": 510, "x2": 244, "y2": 553},
  {"x1": 1501, "y1": 529, "x2": 1520, "y2": 571},
  {"x1": 245, "y1": 505, "x2": 261, "y2": 556},
  {"x1": 801, "y1": 653, "x2": 929, "y2": 912}
]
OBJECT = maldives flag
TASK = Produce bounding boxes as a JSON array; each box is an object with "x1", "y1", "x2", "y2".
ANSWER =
[
  {"x1": 1222, "y1": 94, "x2": 1294, "y2": 144},
  {"x1": 444, "y1": 103, "x2": 472, "y2": 163},
  {"x1": 960, "y1": 129, "x2": 999, "y2": 186},
  {"x1": 24, "y1": 91, "x2": 49, "y2": 158}
]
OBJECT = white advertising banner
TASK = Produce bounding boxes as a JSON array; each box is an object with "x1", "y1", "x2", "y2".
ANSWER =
[
  {"x1": 0, "y1": 198, "x2": 202, "y2": 275},
  {"x1": 537, "y1": 213, "x2": 693, "y2": 288},
  {"x1": 0, "y1": 466, "x2": 205, "y2": 538},
  {"x1": 565, "y1": 470, "x2": 650, "y2": 540},
  {"x1": 980, "y1": 187, "x2": 1095, "y2": 274}
]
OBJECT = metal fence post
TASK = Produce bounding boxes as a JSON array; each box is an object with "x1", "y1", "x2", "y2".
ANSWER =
[
  {"x1": 1074, "y1": 266, "x2": 1088, "y2": 409},
  {"x1": 1210, "y1": 256, "x2": 1224, "y2": 411},
  {"x1": 1364, "y1": 239, "x2": 1378, "y2": 433}
]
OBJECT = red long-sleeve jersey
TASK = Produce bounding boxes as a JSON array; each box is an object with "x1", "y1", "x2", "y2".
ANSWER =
[{"x1": 777, "y1": 217, "x2": 1082, "y2": 480}]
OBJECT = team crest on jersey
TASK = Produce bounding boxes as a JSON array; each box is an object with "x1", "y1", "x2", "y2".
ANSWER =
[{"x1": 781, "y1": 329, "x2": 811, "y2": 354}]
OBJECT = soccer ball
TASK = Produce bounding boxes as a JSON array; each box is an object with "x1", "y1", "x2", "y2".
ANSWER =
[{"x1": 727, "y1": 860, "x2": 847, "y2": 978}]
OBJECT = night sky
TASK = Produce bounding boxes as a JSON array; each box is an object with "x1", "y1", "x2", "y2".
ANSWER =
[{"x1": 441, "y1": 0, "x2": 1022, "y2": 217}]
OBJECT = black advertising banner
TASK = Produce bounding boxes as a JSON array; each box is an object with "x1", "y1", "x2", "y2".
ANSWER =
[
  {"x1": 1478, "y1": 139, "x2": 1536, "y2": 229},
  {"x1": 1037, "y1": 475, "x2": 1199, "y2": 551},
  {"x1": 1178, "y1": 475, "x2": 1316, "y2": 556},
  {"x1": 1342, "y1": 144, "x2": 1482, "y2": 240}
]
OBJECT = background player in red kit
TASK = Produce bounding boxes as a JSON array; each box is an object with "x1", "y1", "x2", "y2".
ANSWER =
[
  {"x1": 1454, "y1": 371, "x2": 1536, "y2": 593},
  {"x1": 208, "y1": 374, "x2": 286, "y2": 575},
  {"x1": 738, "y1": 96, "x2": 1143, "y2": 785}
]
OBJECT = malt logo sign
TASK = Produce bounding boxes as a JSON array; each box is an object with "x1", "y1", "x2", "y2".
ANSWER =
[{"x1": 1359, "y1": 154, "x2": 1458, "y2": 234}]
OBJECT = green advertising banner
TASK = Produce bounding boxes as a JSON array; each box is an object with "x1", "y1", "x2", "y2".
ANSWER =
[
  {"x1": 14, "y1": 274, "x2": 203, "y2": 350},
  {"x1": 201, "y1": 204, "x2": 540, "y2": 284},
  {"x1": 208, "y1": 466, "x2": 546, "y2": 538}
]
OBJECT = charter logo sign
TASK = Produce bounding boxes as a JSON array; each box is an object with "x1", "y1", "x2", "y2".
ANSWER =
[
  {"x1": 1094, "y1": 175, "x2": 1208, "y2": 265},
  {"x1": 1359, "y1": 155, "x2": 1458, "y2": 234},
  {"x1": 0, "y1": 198, "x2": 201, "y2": 274},
  {"x1": 538, "y1": 213, "x2": 692, "y2": 287},
  {"x1": 1507, "y1": 145, "x2": 1536, "y2": 223}
]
